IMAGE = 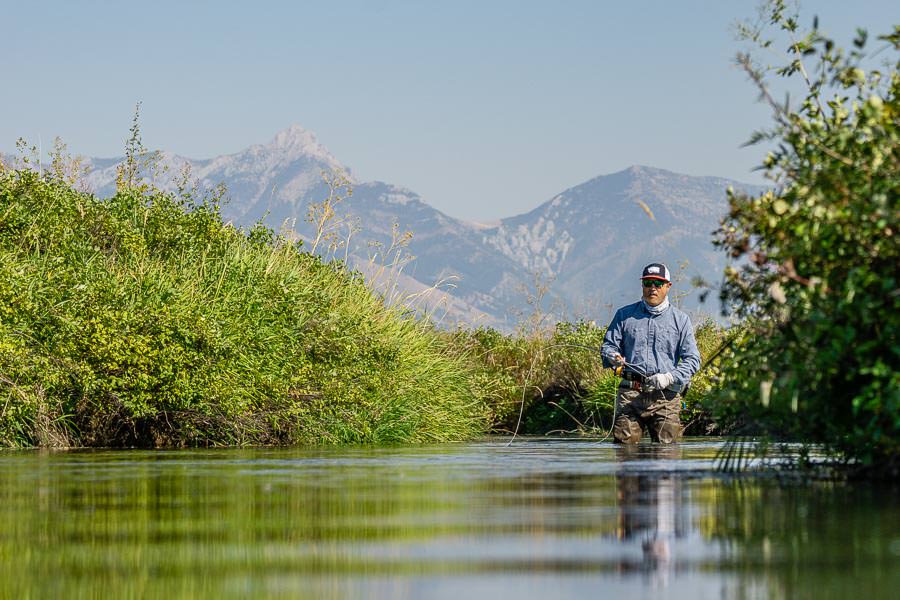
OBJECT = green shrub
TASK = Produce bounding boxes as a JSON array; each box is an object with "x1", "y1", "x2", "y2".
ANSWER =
[{"x1": 713, "y1": 5, "x2": 899, "y2": 474}]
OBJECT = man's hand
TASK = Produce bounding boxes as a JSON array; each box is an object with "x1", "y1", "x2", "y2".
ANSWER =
[
  {"x1": 647, "y1": 372, "x2": 674, "y2": 391},
  {"x1": 610, "y1": 353, "x2": 626, "y2": 368}
]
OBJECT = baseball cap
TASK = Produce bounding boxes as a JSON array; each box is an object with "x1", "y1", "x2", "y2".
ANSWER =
[{"x1": 641, "y1": 263, "x2": 671, "y2": 282}]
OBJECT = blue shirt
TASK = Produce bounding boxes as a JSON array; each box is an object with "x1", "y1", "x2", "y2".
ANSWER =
[{"x1": 601, "y1": 300, "x2": 701, "y2": 388}]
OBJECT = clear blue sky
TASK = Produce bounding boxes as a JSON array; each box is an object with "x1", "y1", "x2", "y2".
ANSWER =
[{"x1": 2, "y1": 1, "x2": 896, "y2": 221}]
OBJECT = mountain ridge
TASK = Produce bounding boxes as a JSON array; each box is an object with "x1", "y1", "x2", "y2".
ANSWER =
[{"x1": 2, "y1": 126, "x2": 766, "y2": 328}]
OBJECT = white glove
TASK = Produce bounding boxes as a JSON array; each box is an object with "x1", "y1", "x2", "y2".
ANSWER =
[{"x1": 647, "y1": 372, "x2": 675, "y2": 391}]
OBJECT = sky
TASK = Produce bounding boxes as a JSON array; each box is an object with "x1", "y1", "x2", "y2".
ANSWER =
[{"x1": 2, "y1": 0, "x2": 896, "y2": 221}]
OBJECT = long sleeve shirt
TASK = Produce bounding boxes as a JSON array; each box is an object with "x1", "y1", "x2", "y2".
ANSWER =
[{"x1": 600, "y1": 300, "x2": 701, "y2": 389}]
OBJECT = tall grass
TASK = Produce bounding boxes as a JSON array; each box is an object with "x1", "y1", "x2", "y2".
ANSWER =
[
  {"x1": 0, "y1": 168, "x2": 486, "y2": 447},
  {"x1": 447, "y1": 322, "x2": 614, "y2": 435}
]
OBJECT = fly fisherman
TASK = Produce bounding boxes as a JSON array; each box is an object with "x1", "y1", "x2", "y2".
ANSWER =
[{"x1": 601, "y1": 263, "x2": 701, "y2": 444}]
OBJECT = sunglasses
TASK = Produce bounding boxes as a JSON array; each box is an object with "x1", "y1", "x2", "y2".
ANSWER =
[{"x1": 642, "y1": 279, "x2": 668, "y2": 288}]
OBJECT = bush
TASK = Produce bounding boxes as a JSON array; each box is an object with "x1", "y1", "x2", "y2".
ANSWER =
[{"x1": 713, "y1": 5, "x2": 899, "y2": 474}]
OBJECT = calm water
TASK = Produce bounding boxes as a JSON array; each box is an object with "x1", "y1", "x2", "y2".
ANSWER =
[{"x1": 1, "y1": 438, "x2": 897, "y2": 599}]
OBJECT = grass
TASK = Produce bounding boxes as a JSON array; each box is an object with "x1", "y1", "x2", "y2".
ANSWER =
[{"x1": 0, "y1": 168, "x2": 487, "y2": 447}]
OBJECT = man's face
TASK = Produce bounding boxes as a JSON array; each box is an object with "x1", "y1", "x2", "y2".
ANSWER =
[{"x1": 642, "y1": 278, "x2": 671, "y2": 306}]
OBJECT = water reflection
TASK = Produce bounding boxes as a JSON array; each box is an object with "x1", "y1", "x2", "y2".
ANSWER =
[
  {"x1": 614, "y1": 444, "x2": 689, "y2": 586},
  {"x1": 0, "y1": 441, "x2": 897, "y2": 599}
]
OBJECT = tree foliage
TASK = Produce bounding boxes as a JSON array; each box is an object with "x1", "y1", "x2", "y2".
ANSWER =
[{"x1": 714, "y1": 2, "x2": 899, "y2": 474}]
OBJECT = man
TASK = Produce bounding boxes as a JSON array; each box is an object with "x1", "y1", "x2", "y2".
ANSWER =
[{"x1": 601, "y1": 263, "x2": 701, "y2": 444}]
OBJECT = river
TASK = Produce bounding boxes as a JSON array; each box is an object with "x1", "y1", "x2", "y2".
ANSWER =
[{"x1": 1, "y1": 438, "x2": 897, "y2": 599}]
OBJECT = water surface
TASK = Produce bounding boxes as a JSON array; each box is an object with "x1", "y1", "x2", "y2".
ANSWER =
[{"x1": 1, "y1": 438, "x2": 897, "y2": 599}]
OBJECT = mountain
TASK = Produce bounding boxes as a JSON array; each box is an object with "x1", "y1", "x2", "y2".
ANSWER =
[
  {"x1": 5, "y1": 126, "x2": 765, "y2": 328},
  {"x1": 482, "y1": 165, "x2": 764, "y2": 319}
]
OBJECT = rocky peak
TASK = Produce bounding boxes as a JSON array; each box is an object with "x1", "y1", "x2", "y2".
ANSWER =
[{"x1": 256, "y1": 124, "x2": 344, "y2": 171}]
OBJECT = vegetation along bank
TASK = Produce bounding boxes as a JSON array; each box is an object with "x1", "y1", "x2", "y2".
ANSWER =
[
  {"x1": 708, "y1": 11, "x2": 898, "y2": 477},
  {"x1": 0, "y1": 168, "x2": 490, "y2": 447}
]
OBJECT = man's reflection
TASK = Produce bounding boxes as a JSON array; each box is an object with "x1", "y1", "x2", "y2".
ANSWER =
[{"x1": 614, "y1": 444, "x2": 689, "y2": 585}]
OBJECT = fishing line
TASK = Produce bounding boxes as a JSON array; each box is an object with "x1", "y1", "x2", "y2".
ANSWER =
[{"x1": 506, "y1": 342, "x2": 639, "y2": 447}]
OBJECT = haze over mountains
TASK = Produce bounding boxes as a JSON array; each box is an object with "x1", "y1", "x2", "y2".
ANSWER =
[{"x1": 7, "y1": 125, "x2": 765, "y2": 328}]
